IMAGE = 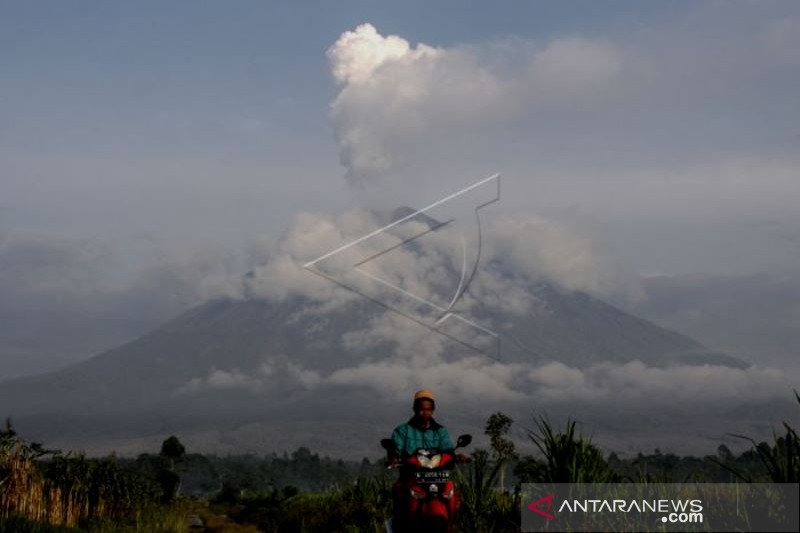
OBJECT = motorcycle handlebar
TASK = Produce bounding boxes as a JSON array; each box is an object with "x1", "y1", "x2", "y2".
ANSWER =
[{"x1": 384, "y1": 453, "x2": 471, "y2": 469}]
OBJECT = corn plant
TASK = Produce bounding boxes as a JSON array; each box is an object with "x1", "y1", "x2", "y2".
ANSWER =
[
  {"x1": 525, "y1": 416, "x2": 619, "y2": 483},
  {"x1": 1, "y1": 420, "x2": 169, "y2": 530},
  {"x1": 453, "y1": 449, "x2": 519, "y2": 533},
  {"x1": 1, "y1": 419, "x2": 53, "y2": 523}
]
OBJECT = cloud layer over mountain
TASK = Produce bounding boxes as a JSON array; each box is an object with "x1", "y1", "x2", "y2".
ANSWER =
[{"x1": 174, "y1": 353, "x2": 795, "y2": 419}]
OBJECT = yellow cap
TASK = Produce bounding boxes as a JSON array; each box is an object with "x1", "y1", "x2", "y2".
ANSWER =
[{"x1": 413, "y1": 389, "x2": 436, "y2": 402}]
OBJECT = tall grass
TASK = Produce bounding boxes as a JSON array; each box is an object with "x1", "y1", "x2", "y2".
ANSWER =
[
  {"x1": 0, "y1": 420, "x2": 180, "y2": 531},
  {"x1": 454, "y1": 449, "x2": 519, "y2": 533},
  {"x1": 524, "y1": 416, "x2": 619, "y2": 483},
  {"x1": 1, "y1": 420, "x2": 57, "y2": 524}
]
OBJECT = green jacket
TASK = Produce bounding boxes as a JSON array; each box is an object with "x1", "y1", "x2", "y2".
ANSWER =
[{"x1": 392, "y1": 417, "x2": 453, "y2": 457}]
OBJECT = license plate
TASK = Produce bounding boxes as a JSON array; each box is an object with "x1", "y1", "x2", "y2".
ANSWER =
[{"x1": 415, "y1": 471, "x2": 450, "y2": 483}]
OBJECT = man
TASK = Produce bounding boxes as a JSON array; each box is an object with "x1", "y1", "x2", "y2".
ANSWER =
[
  {"x1": 388, "y1": 389, "x2": 454, "y2": 531},
  {"x1": 391, "y1": 389, "x2": 453, "y2": 461}
]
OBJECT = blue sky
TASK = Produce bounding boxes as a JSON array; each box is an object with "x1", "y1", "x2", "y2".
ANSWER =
[
  {"x1": 1, "y1": 1, "x2": 687, "y2": 169},
  {"x1": 0, "y1": 1, "x2": 705, "y2": 162},
  {"x1": 1, "y1": 1, "x2": 799, "y2": 281}
]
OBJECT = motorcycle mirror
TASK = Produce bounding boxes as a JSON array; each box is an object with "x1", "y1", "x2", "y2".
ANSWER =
[
  {"x1": 456, "y1": 434, "x2": 472, "y2": 448},
  {"x1": 380, "y1": 438, "x2": 396, "y2": 451}
]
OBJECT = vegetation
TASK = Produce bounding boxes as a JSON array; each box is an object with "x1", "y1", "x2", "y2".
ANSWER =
[
  {"x1": 0, "y1": 419, "x2": 186, "y2": 531},
  {"x1": 484, "y1": 412, "x2": 517, "y2": 492},
  {"x1": 714, "y1": 390, "x2": 800, "y2": 483},
  {"x1": 520, "y1": 416, "x2": 619, "y2": 483},
  {"x1": 2, "y1": 393, "x2": 798, "y2": 532}
]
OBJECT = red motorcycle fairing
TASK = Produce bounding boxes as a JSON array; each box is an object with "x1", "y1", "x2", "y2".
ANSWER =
[
  {"x1": 405, "y1": 452, "x2": 460, "y2": 525},
  {"x1": 385, "y1": 437, "x2": 473, "y2": 533},
  {"x1": 408, "y1": 480, "x2": 458, "y2": 516}
]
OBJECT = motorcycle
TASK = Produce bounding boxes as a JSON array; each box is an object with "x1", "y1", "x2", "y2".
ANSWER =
[{"x1": 381, "y1": 433, "x2": 472, "y2": 533}]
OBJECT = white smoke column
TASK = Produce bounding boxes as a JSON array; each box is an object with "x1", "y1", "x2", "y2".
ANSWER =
[
  {"x1": 327, "y1": 23, "x2": 621, "y2": 185},
  {"x1": 327, "y1": 23, "x2": 501, "y2": 184}
]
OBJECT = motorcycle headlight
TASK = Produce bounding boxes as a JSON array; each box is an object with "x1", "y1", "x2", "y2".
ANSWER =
[{"x1": 418, "y1": 453, "x2": 442, "y2": 469}]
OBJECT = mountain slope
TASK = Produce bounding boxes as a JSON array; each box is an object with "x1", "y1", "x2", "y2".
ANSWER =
[
  {"x1": 622, "y1": 272, "x2": 800, "y2": 369},
  {"x1": 0, "y1": 281, "x2": 746, "y2": 421}
]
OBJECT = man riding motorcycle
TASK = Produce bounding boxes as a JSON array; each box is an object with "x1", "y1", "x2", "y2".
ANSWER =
[
  {"x1": 390, "y1": 389, "x2": 453, "y2": 460},
  {"x1": 384, "y1": 389, "x2": 470, "y2": 533}
]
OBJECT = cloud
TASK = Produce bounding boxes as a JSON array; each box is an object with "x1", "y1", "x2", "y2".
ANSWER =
[
  {"x1": 245, "y1": 207, "x2": 636, "y2": 308},
  {"x1": 328, "y1": 23, "x2": 440, "y2": 86},
  {"x1": 484, "y1": 212, "x2": 638, "y2": 299},
  {"x1": 177, "y1": 367, "x2": 265, "y2": 394},
  {"x1": 526, "y1": 38, "x2": 621, "y2": 99},
  {"x1": 243, "y1": 210, "x2": 378, "y2": 305},
  {"x1": 341, "y1": 305, "x2": 481, "y2": 367},
  {"x1": 327, "y1": 356, "x2": 528, "y2": 402},
  {"x1": 176, "y1": 357, "x2": 323, "y2": 396},
  {"x1": 528, "y1": 361, "x2": 792, "y2": 408},
  {"x1": 325, "y1": 17, "x2": 800, "y2": 235},
  {"x1": 0, "y1": 234, "x2": 113, "y2": 295},
  {"x1": 327, "y1": 23, "x2": 622, "y2": 183},
  {"x1": 326, "y1": 357, "x2": 796, "y2": 413},
  {"x1": 175, "y1": 352, "x2": 797, "y2": 416},
  {"x1": 575, "y1": 156, "x2": 800, "y2": 219},
  {"x1": 286, "y1": 363, "x2": 323, "y2": 388},
  {"x1": 764, "y1": 17, "x2": 800, "y2": 64},
  {"x1": 0, "y1": 233, "x2": 248, "y2": 311},
  {"x1": 0, "y1": 205, "x2": 635, "y2": 377},
  {"x1": 0, "y1": 233, "x2": 251, "y2": 377}
]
